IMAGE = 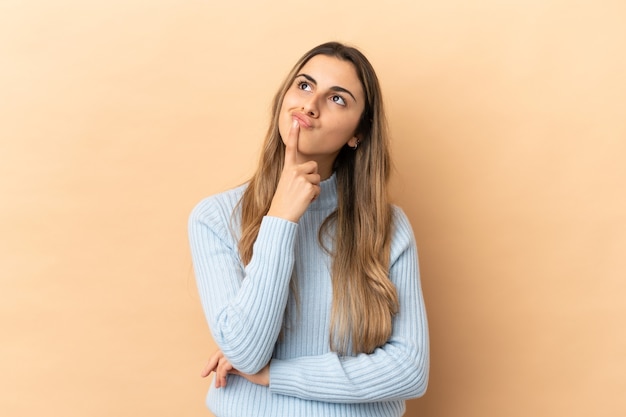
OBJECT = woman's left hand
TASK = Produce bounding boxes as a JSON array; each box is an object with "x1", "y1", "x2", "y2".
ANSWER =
[{"x1": 201, "y1": 350, "x2": 270, "y2": 388}]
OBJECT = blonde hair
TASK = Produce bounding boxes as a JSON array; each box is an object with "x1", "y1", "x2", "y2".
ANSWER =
[{"x1": 238, "y1": 42, "x2": 398, "y2": 355}]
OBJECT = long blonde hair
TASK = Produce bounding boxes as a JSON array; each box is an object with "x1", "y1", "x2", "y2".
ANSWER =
[{"x1": 238, "y1": 42, "x2": 398, "y2": 355}]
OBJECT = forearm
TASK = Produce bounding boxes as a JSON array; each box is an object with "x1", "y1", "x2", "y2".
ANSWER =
[
  {"x1": 268, "y1": 207, "x2": 429, "y2": 403},
  {"x1": 190, "y1": 213, "x2": 298, "y2": 374},
  {"x1": 269, "y1": 337, "x2": 428, "y2": 403}
]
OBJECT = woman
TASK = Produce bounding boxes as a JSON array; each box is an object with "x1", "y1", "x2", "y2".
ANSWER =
[{"x1": 188, "y1": 41, "x2": 429, "y2": 417}]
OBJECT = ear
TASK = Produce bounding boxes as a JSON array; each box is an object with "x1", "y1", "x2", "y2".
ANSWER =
[{"x1": 347, "y1": 136, "x2": 359, "y2": 148}]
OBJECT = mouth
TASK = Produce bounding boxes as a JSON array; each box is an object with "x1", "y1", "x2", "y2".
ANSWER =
[{"x1": 291, "y1": 112, "x2": 312, "y2": 129}]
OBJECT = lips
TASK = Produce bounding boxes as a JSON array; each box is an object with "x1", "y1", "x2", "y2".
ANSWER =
[{"x1": 291, "y1": 112, "x2": 313, "y2": 128}]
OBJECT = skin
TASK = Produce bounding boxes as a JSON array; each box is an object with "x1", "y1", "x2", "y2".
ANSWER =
[
  {"x1": 278, "y1": 54, "x2": 365, "y2": 181},
  {"x1": 201, "y1": 350, "x2": 269, "y2": 388},
  {"x1": 202, "y1": 54, "x2": 366, "y2": 388}
]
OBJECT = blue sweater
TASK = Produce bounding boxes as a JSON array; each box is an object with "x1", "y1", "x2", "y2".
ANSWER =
[{"x1": 188, "y1": 174, "x2": 429, "y2": 417}]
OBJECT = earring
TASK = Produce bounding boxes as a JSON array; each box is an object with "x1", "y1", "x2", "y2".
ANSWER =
[{"x1": 351, "y1": 139, "x2": 360, "y2": 150}]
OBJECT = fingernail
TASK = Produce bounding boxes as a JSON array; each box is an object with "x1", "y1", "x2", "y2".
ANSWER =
[{"x1": 292, "y1": 119, "x2": 299, "y2": 128}]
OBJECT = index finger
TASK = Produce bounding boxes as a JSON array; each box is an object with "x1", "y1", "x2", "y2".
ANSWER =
[{"x1": 284, "y1": 118, "x2": 300, "y2": 166}]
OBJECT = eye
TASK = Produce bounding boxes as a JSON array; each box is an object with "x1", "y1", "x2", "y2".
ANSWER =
[
  {"x1": 331, "y1": 95, "x2": 346, "y2": 106},
  {"x1": 297, "y1": 81, "x2": 312, "y2": 91}
]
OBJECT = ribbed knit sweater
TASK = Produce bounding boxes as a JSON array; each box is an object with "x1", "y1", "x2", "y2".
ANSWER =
[{"x1": 188, "y1": 173, "x2": 429, "y2": 417}]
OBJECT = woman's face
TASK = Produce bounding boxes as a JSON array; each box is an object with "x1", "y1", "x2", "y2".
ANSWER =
[{"x1": 278, "y1": 54, "x2": 365, "y2": 169}]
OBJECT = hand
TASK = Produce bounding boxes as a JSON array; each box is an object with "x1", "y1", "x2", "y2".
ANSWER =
[
  {"x1": 267, "y1": 119, "x2": 321, "y2": 223},
  {"x1": 201, "y1": 350, "x2": 233, "y2": 388},
  {"x1": 201, "y1": 350, "x2": 270, "y2": 388}
]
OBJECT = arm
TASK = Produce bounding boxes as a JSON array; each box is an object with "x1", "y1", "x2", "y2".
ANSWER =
[
  {"x1": 189, "y1": 203, "x2": 298, "y2": 374},
  {"x1": 201, "y1": 349, "x2": 270, "y2": 388},
  {"x1": 189, "y1": 119, "x2": 320, "y2": 374},
  {"x1": 268, "y1": 208, "x2": 429, "y2": 402}
]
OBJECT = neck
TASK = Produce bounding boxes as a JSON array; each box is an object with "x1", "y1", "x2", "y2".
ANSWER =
[
  {"x1": 317, "y1": 160, "x2": 335, "y2": 181},
  {"x1": 297, "y1": 153, "x2": 338, "y2": 181}
]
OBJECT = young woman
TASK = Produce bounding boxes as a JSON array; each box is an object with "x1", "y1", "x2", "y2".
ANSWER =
[{"x1": 188, "y1": 41, "x2": 429, "y2": 417}]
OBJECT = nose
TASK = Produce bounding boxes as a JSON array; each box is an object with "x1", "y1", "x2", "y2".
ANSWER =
[{"x1": 302, "y1": 96, "x2": 319, "y2": 118}]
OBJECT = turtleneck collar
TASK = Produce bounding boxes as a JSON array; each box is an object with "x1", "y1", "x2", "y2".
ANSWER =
[{"x1": 308, "y1": 172, "x2": 337, "y2": 211}]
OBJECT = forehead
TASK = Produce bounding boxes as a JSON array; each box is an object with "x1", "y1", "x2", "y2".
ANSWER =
[{"x1": 299, "y1": 55, "x2": 364, "y2": 99}]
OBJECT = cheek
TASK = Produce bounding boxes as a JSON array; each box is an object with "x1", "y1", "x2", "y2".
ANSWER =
[
  {"x1": 278, "y1": 108, "x2": 290, "y2": 144},
  {"x1": 278, "y1": 90, "x2": 305, "y2": 141},
  {"x1": 328, "y1": 114, "x2": 361, "y2": 138}
]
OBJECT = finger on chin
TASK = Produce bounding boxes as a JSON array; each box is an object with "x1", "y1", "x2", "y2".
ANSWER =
[{"x1": 285, "y1": 119, "x2": 300, "y2": 165}]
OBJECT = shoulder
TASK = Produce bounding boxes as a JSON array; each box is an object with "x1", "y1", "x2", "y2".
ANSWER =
[
  {"x1": 188, "y1": 183, "x2": 248, "y2": 239},
  {"x1": 190, "y1": 183, "x2": 247, "y2": 217},
  {"x1": 391, "y1": 205, "x2": 415, "y2": 241},
  {"x1": 389, "y1": 205, "x2": 418, "y2": 262}
]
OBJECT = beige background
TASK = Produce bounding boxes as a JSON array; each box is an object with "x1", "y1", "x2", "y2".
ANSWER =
[{"x1": 1, "y1": 0, "x2": 625, "y2": 416}]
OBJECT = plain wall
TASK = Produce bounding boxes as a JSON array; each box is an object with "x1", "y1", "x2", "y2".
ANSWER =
[{"x1": 1, "y1": 1, "x2": 624, "y2": 416}]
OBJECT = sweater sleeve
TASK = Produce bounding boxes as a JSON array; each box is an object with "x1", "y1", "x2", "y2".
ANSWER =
[
  {"x1": 268, "y1": 207, "x2": 429, "y2": 402},
  {"x1": 188, "y1": 196, "x2": 298, "y2": 374}
]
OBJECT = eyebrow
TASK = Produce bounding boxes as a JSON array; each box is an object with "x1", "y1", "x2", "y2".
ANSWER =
[{"x1": 296, "y1": 73, "x2": 358, "y2": 103}]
